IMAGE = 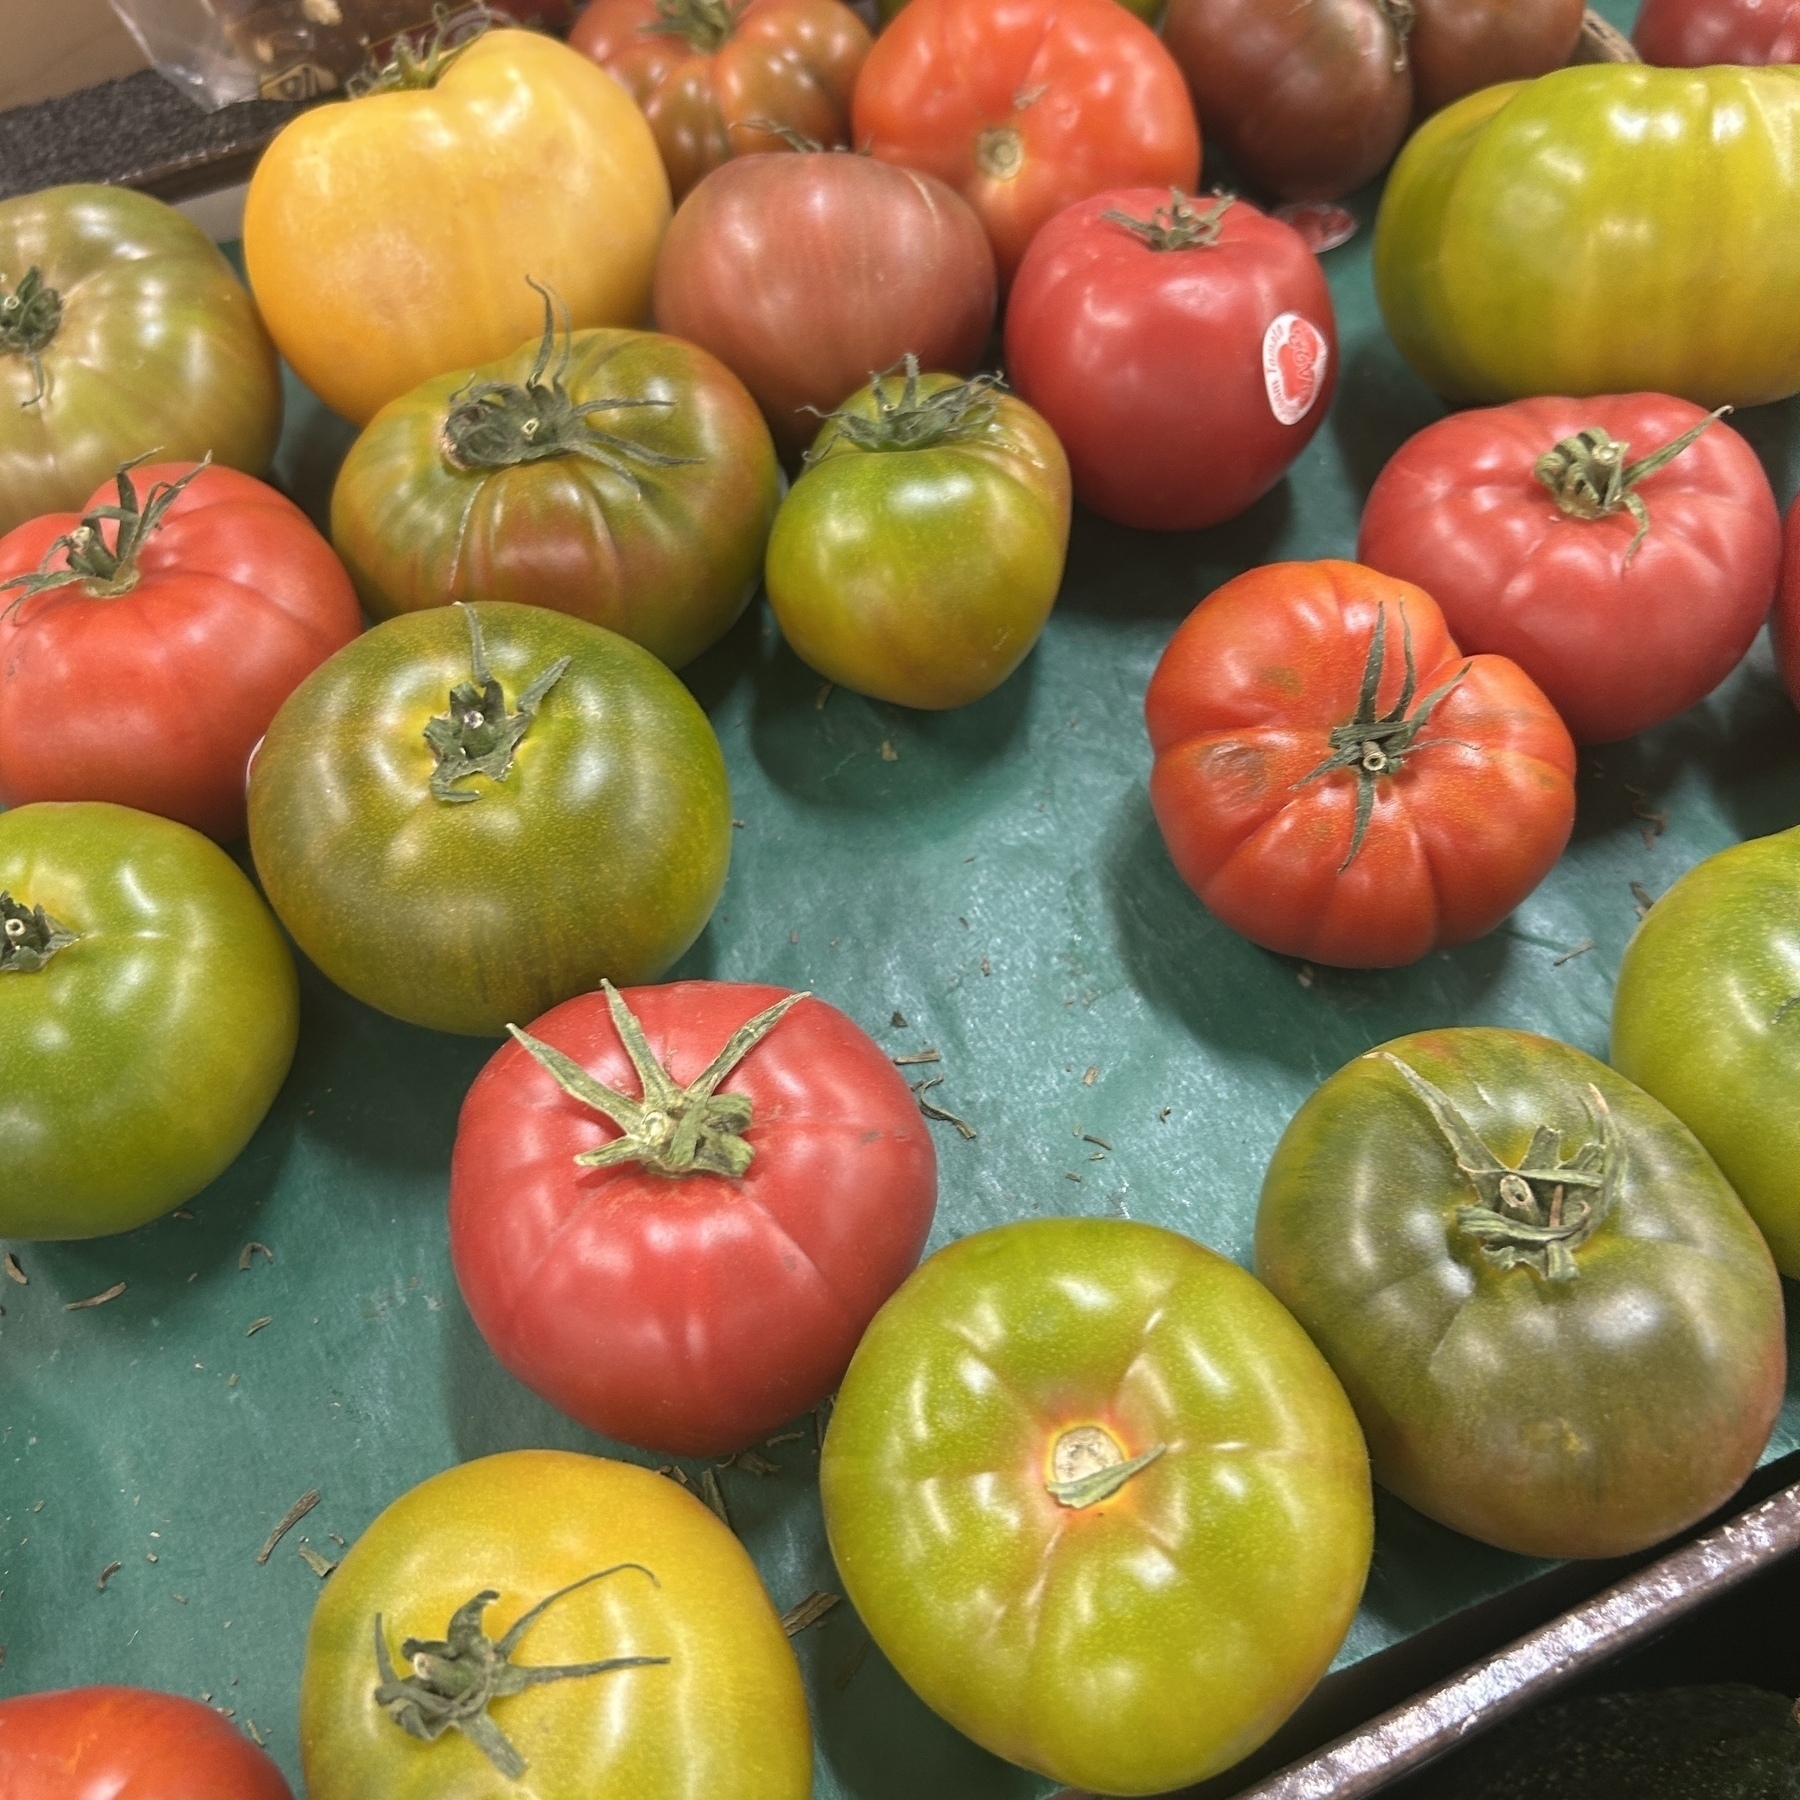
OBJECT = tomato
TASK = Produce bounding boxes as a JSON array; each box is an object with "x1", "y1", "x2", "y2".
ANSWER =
[
  {"x1": 0, "y1": 184, "x2": 280, "y2": 538},
  {"x1": 764, "y1": 361, "x2": 1070, "y2": 708},
  {"x1": 247, "y1": 603, "x2": 730, "y2": 1037},
  {"x1": 300, "y1": 1450, "x2": 810, "y2": 1800},
  {"x1": 652, "y1": 151, "x2": 997, "y2": 461},
  {"x1": 0, "y1": 802, "x2": 297, "y2": 1240},
  {"x1": 1258, "y1": 1028, "x2": 1785, "y2": 1558},
  {"x1": 851, "y1": 0, "x2": 1199, "y2": 283},
  {"x1": 570, "y1": 0, "x2": 871, "y2": 201},
  {"x1": 1375, "y1": 67, "x2": 1800, "y2": 408},
  {"x1": 1612, "y1": 827, "x2": 1800, "y2": 1278},
  {"x1": 1145, "y1": 561, "x2": 1576, "y2": 968},
  {"x1": 1357, "y1": 396, "x2": 1781, "y2": 745},
  {"x1": 820, "y1": 1216, "x2": 1372, "y2": 1795},
  {"x1": 0, "y1": 460, "x2": 361, "y2": 839},
  {"x1": 1635, "y1": 0, "x2": 1800, "y2": 64},
  {"x1": 1408, "y1": 0, "x2": 1587, "y2": 118},
  {"x1": 451, "y1": 980, "x2": 935, "y2": 1455},
  {"x1": 1004, "y1": 190, "x2": 1336, "y2": 531},
  {"x1": 330, "y1": 312, "x2": 777, "y2": 670},
  {"x1": 0, "y1": 1686, "x2": 294, "y2": 1799},
  {"x1": 243, "y1": 28, "x2": 669, "y2": 427},
  {"x1": 1781, "y1": 494, "x2": 1800, "y2": 707}
]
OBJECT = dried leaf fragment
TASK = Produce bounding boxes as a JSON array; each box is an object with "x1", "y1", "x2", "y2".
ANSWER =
[
  {"x1": 780, "y1": 1590, "x2": 841, "y2": 1635},
  {"x1": 66, "y1": 1282, "x2": 125, "y2": 1311},
  {"x1": 97, "y1": 1561, "x2": 122, "y2": 1591},
  {"x1": 238, "y1": 1242, "x2": 274, "y2": 1271},
  {"x1": 699, "y1": 1466, "x2": 732, "y2": 1531},
  {"x1": 258, "y1": 1490, "x2": 320, "y2": 1564},
  {"x1": 3, "y1": 1253, "x2": 24, "y2": 1285},
  {"x1": 246, "y1": 1316, "x2": 273, "y2": 1336},
  {"x1": 296, "y1": 1541, "x2": 338, "y2": 1579},
  {"x1": 1552, "y1": 938, "x2": 1596, "y2": 967},
  {"x1": 892, "y1": 1049, "x2": 940, "y2": 1067}
]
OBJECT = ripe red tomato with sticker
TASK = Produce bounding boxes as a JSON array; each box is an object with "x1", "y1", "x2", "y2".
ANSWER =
[
  {"x1": 1145, "y1": 560, "x2": 1576, "y2": 968},
  {"x1": 1005, "y1": 191, "x2": 1336, "y2": 530},
  {"x1": 1357, "y1": 396, "x2": 1781, "y2": 744},
  {"x1": 450, "y1": 980, "x2": 938, "y2": 1457},
  {"x1": 1635, "y1": 0, "x2": 1800, "y2": 64}
]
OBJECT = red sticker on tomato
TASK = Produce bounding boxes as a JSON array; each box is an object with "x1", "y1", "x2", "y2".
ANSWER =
[{"x1": 1263, "y1": 313, "x2": 1329, "y2": 426}]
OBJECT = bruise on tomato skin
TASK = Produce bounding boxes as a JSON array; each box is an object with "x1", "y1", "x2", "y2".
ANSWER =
[
  {"x1": 1197, "y1": 738, "x2": 1273, "y2": 806},
  {"x1": 1257, "y1": 664, "x2": 1307, "y2": 698}
]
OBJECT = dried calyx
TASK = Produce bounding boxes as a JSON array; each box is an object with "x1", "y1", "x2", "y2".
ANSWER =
[
  {"x1": 805, "y1": 353, "x2": 1004, "y2": 463},
  {"x1": 0, "y1": 893, "x2": 78, "y2": 974},
  {"x1": 0, "y1": 266, "x2": 62, "y2": 407},
  {"x1": 1379, "y1": 1053, "x2": 1624, "y2": 1282},
  {"x1": 508, "y1": 981, "x2": 810, "y2": 1178},
  {"x1": 1045, "y1": 1425, "x2": 1167, "y2": 1509},
  {"x1": 1292, "y1": 603, "x2": 1470, "y2": 869},
  {"x1": 1103, "y1": 189, "x2": 1233, "y2": 252},
  {"x1": 374, "y1": 1565, "x2": 669, "y2": 1778},
  {"x1": 346, "y1": 3, "x2": 494, "y2": 94},
  {"x1": 1533, "y1": 406, "x2": 1730, "y2": 563},
  {"x1": 424, "y1": 604, "x2": 570, "y2": 804}
]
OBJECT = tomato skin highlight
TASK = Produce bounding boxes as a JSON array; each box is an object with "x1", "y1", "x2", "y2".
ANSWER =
[
  {"x1": 1144, "y1": 561, "x2": 1576, "y2": 968},
  {"x1": 0, "y1": 1686, "x2": 295, "y2": 1800},
  {"x1": 1004, "y1": 191, "x2": 1337, "y2": 530},
  {"x1": 820, "y1": 1215, "x2": 1372, "y2": 1796},
  {"x1": 1257, "y1": 1028, "x2": 1786, "y2": 1559},
  {"x1": 1357, "y1": 396, "x2": 1780, "y2": 745}
]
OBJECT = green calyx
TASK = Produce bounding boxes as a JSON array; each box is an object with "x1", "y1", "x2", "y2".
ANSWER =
[
  {"x1": 441, "y1": 280, "x2": 698, "y2": 486},
  {"x1": 645, "y1": 0, "x2": 746, "y2": 52},
  {"x1": 508, "y1": 981, "x2": 810, "y2": 1179},
  {"x1": 1045, "y1": 1425, "x2": 1167, "y2": 1509},
  {"x1": 1533, "y1": 406, "x2": 1730, "y2": 564},
  {"x1": 374, "y1": 1564, "x2": 670, "y2": 1779},
  {"x1": 346, "y1": 4, "x2": 487, "y2": 95},
  {"x1": 0, "y1": 892, "x2": 78, "y2": 973},
  {"x1": 1103, "y1": 189, "x2": 1232, "y2": 252},
  {"x1": 1, "y1": 266, "x2": 62, "y2": 407},
  {"x1": 1379, "y1": 1053, "x2": 1623, "y2": 1283},
  {"x1": 1292, "y1": 602, "x2": 1470, "y2": 869},
  {"x1": 424, "y1": 604, "x2": 570, "y2": 804},
  {"x1": 805, "y1": 353, "x2": 1003, "y2": 464},
  {"x1": 0, "y1": 454, "x2": 209, "y2": 612}
]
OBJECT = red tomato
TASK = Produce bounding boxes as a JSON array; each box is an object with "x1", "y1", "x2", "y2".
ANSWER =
[
  {"x1": 1145, "y1": 560, "x2": 1576, "y2": 968},
  {"x1": 851, "y1": 0, "x2": 1199, "y2": 283},
  {"x1": 450, "y1": 980, "x2": 938, "y2": 1457},
  {"x1": 1004, "y1": 190, "x2": 1336, "y2": 530},
  {"x1": 0, "y1": 1686, "x2": 294, "y2": 1799},
  {"x1": 653, "y1": 150, "x2": 996, "y2": 460},
  {"x1": 1635, "y1": 0, "x2": 1800, "y2": 64},
  {"x1": 1357, "y1": 396, "x2": 1780, "y2": 745},
  {"x1": 1778, "y1": 494, "x2": 1800, "y2": 709},
  {"x1": 0, "y1": 460, "x2": 361, "y2": 840}
]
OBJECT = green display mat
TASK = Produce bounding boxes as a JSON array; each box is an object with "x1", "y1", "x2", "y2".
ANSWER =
[{"x1": 6, "y1": 11, "x2": 1800, "y2": 1792}]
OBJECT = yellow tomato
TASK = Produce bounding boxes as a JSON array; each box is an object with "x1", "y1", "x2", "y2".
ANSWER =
[{"x1": 244, "y1": 30, "x2": 670, "y2": 425}]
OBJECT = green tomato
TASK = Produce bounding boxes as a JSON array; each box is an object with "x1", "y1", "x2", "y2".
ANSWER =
[
  {"x1": 0, "y1": 185, "x2": 282, "y2": 537},
  {"x1": 246, "y1": 602, "x2": 731, "y2": 1037},
  {"x1": 1257, "y1": 1028, "x2": 1786, "y2": 1560},
  {"x1": 1612, "y1": 827, "x2": 1800, "y2": 1278},
  {"x1": 1373, "y1": 66, "x2": 1800, "y2": 407},
  {"x1": 764, "y1": 363, "x2": 1070, "y2": 710},
  {"x1": 0, "y1": 801, "x2": 297, "y2": 1239},
  {"x1": 819, "y1": 1216, "x2": 1372, "y2": 1797}
]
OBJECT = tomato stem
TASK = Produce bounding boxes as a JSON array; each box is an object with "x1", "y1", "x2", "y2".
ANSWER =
[
  {"x1": 1101, "y1": 189, "x2": 1232, "y2": 253},
  {"x1": 345, "y1": 4, "x2": 490, "y2": 95},
  {"x1": 1533, "y1": 407, "x2": 1731, "y2": 564},
  {"x1": 644, "y1": 0, "x2": 747, "y2": 53},
  {"x1": 1045, "y1": 1427, "x2": 1167, "y2": 1509},
  {"x1": 804, "y1": 353, "x2": 1005, "y2": 463},
  {"x1": 0, "y1": 893, "x2": 78, "y2": 974},
  {"x1": 374, "y1": 1564, "x2": 670, "y2": 1778},
  {"x1": 508, "y1": 981, "x2": 811, "y2": 1178},
  {"x1": 0, "y1": 266, "x2": 62, "y2": 407},
  {"x1": 976, "y1": 124, "x2": 1025, "y2": 181},
  {"x1": 424, "y1": 604, "x2": 570, "y2": 804}
]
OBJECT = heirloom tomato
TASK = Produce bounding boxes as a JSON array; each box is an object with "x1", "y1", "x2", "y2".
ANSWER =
[
  {"x1": 0, "y1": 802, "x2": 297, "y2": 1240},
  {"x1": 821, "y1": 1216, "x2": 1372, "y2": 1796},
  {"x1": 1375, "y1": 66, "x2": 1800, "y2": 408},
  {"x1": 1357, "y1": 396, "x2": 1780, "y2": 744},
  {"x1": 764, "y1": 359, "x2": 1070, "y2": 708},
  {"x1": 331, "y1": 305, "x2": 777, "y2": 669},
  {"x1": 1258, "y1": 1029, "x2": 1785, "y2": 1559},
  {"x1": 451, "y1": 980, "x2": 936, "y2": 1456},
  {"x1": 1635, "y1": 0, "x2": 1800, "y2": 64},
  {"x1": 1145, "y1": 561, "x2": 1576, "y2": 968},
  {"x1": 0, "y1": 184, "x2": 280, "y2": 537},
  {"x1": 0, "y1": 1687, "x2": 294, "y2": 1800},
  {"x1": 1407, "y1": 0, "x2": 1586, "y2": 119},
  {"x1": 652, "y1": 151, "x2": 996, "y2": 461},
  {"x1": 570, "y1": 0, "x2": 870, "y2": 201},
  {"x1": 300, "y1": 1451, "x2": 811, "y2": 1800},
  {"x1": 851, "y1": 0, "x2": 1199, "y2": 283},
  {"x1": 1004, "y1": 190, "x2": 1336, "y2": 530},
  {"x1": 1612, "y1": 827, "x2": 1800, "y2": 1278},
  {"x1": 247, "y1": 603, "x2": 730, "y2": 1036},
  {"x1": 0, "y1": 459, "x2": 361, "y2": 839},
  {"x1": 244, "y1": 28, "x2": 669, "y2": 426},
  {"x1": 1780, "y1": 492, "x2": 1800, "y2": 707}
]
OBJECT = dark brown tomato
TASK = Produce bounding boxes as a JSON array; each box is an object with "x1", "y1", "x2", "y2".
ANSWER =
[{"x1": 1409, "y1": 0, "x2": 1587, "y2": 119}]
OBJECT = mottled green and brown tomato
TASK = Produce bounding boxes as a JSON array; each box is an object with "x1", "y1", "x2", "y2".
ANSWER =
[
  {"x1": 0, "y1": 801, "x2": 297, "y2": 1240},
  {"x1": 1257, "y1": 1029, "x2": 1786, "y2": 1559},
  {"x1": 330, "y1": 308, "x2": 778, "y2": 669},
  {"x1": 764, "y1": 359, "x2": 1070, "y2": 709},
  {"x1": 246, "y1": 602, "x2": 730, "y2": 1036},
  {"x1": 1613, "y1": 827, "x2": 1800, "y2": 1277},
  {"x1": 300, "y1": 1450, "x2": 811, "y2": 1800},
  {"x1": 821, "y1": 1216, "x2": 1372, "y2": 1797},
  {"x1": 0, "y1": 184, "x2": 281, "y2": 536}
]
